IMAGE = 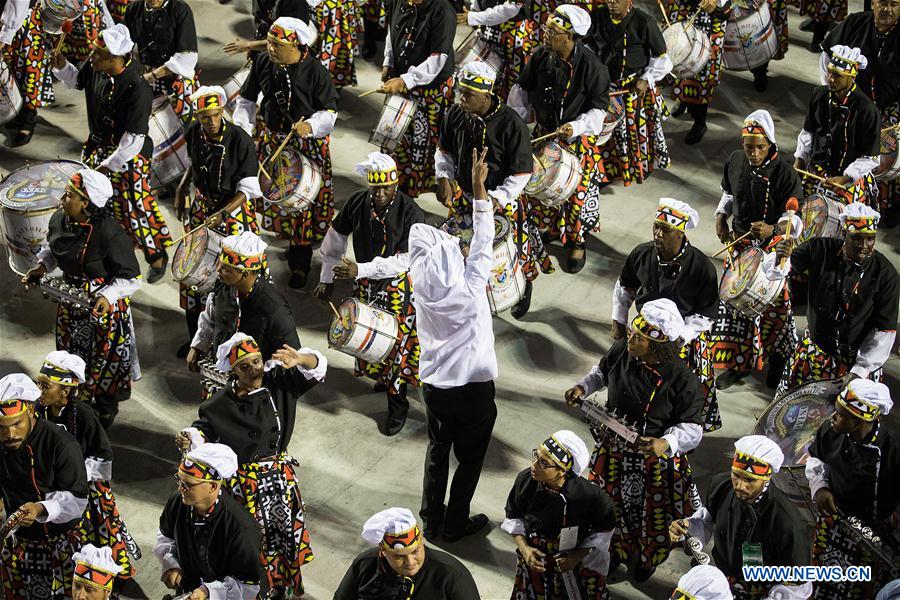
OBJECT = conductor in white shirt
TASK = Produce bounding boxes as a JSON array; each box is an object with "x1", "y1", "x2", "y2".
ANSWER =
[{"x1": 409, "y1": 148, "x2": 498, "y2": 543}]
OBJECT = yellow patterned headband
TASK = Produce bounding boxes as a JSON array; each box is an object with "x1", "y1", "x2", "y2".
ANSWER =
[
  {"x1": 632, "y1": 314, "x2": 669, "y2": 343},
  {"x1": 367, "y1": 169, "x2": 398, "y2": 186},
  {"x1": 837, "y1": 387, "x2": 881, "y2": 421}
]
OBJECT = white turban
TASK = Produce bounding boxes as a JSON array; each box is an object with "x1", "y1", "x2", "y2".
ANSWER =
[
  {"x1": 657, "y1": 198, "x2": 700, "y2": 230},
  {"x1": 639, "y1": 298, "x2": 700, "y2": 343},
  {"x1": 541, "y1": 430, "x2": 590, "y2": 475},
  {"x1": 190, "y1": 85, "x2": 227, "y2": 112},
  {"x1": 551, "y1": 5, "x2": 591, "y2": 36},
  {"x1": 72, "y1": 544, "x2": 124, "y2": 576},
  {"x1": 355, "y1": 152, "x2": 398, "y2": 178},
  {"x1": 840, "y1": 379, "x2": 893, "y2": 418},
  {"x1": 0, "y1": 374, "x2": 41, "y2": 404},
  {"x1": 221, "y1": 231, "x2": 268, "y2": 270},
  {"x1": 829, "y1": 45, "x2": 869, "y2": 72},
  {"x1": 408, "y1": 223, "x2": 464, "y2": 302},
  {"x1": 361, "y1": 507, "x2": 420, "y2": 547},
  {"x1": 840, "y1": 202, "x2": 881, "y2": 230},
  {"x1": 458, "y1": 61, "x2": 497, "y2": 91},
  {"x1": 734, "y1": 435, "x2": 785, "y2": 474},
  {"x1": 75, "y1": 169, "x2": 114, "y2": 209},
  {"x1": 183, "y1": 443, "x2": 238, "y2": 480},
  {"x1": 743, "y1": 109, "x2": 776, "y2": 144},
  {"x1": 215, "y1": 332, "x2": 260, "y2": 373},
  {"x1": 98, "y1": 24, "x2": 134, "y2": 56},
  {"x1": 876, "y1": 579, "x2": 900, "y2": 600},
  {"x1": 41, "y1": 351, "x2": 86, "y2": 384},
  {"x1": 675, "y1": 565, "x2": 734, "y2": 600},
  {"x1": 270, "y1": 17, "x2": 317, "y2": 46}
]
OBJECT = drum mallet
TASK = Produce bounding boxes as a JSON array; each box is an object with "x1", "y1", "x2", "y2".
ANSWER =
[
  {"x1": 170, "y1": 224, "x2": 205, "y2": 246},
  {"x1": 712, "y1": 231, "x2": 752, "y2": 258},
  {"x1": 779, "y1": 197, "x2": 799, "y2": 267},
  {"x1": 531, "y1": 129, "x2": 563, "y2": 145},
  {"x1": 265, "y1": 128, "x2": 296, "y2": 167},
  {"x1": 794, "y1": 167, "x2": 849, "y2": 191},
  {"x1": 359, "y1": 89, "x2": 383, "y2": 98},
  {"x1": 656, "y1": 0, "x2": 671, "y2": 26},
  {"x1": 52, "y1": 20, "x2": 74, "y2": 56}
]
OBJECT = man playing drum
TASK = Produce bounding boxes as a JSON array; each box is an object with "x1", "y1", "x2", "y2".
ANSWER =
[
  {"x1": 177, "y1": 333, "x2": 325, "y2": 599},
  {"x1": 508, "y1": 5, "x2": 610, "y2": 274},
  {"x1": 565, "y1": 299, "x2": 705, "y2": 583},
  {"x1": 770, "y1": 202, "x2": 899, "y2": 392},
  {"x1": 710, "y1": 110, "x2": 803, "y2": 391},
  {"x1": 805, "y1": 379, "x2": 900, "y2": 599},
  {"x1": 188, "y1": 231, "x2": 302, "y2": 372},
  {"x1": 822, "y1": 0, "x2": 900, "y2": 227},
  {"x1": 438, "y1": 62, "x2": 547, "y2": 316},
  {"x1": 174, "y1": 86, "x2": 261, "y2": 358},
  {"x1": 611, "y1": 199, "x2": 721, "y2": 432},
  {"x1": 315, "y1": 152, "x2": 424, "y2": 436},
  {"x1": 22, "y1": 169, "x2": 141, "y2": 428},
  {"x1": 794, "y1": 45, "x2": 882, "y2": 206},
  {"x1": 124, "y1": 0, "x2": 199, "y2": 124},
  {"x1": 669, "y1": 436, "x2": 812, "y2": 600},
  {"x1": 0, "y1": 374, "x2": 89, "y2": 600},
  {"x1": 379, "y1": 0, "x2": 456, "y2": 199},
  {"x1": 586, "y1": 0, "x2": 672, "y2": 186},
  {"x1": 233, "y1": 16, "x2": 339, "y2": 289},
  {"x1": 51, "y1": 25, "x2": 172, "y2": 283}
]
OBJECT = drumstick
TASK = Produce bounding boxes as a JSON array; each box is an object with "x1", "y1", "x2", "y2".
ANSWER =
[
  {"x1": 531, "y1": 129, "x2": 562, "y2": 145},
  {"x1": 258, "y1": 161, "x2": 271, "y2": 181},
  {"x1": 170, "y1": 224, "x2": 205, "y2": 246},
  {"x1": 359, "y1": 89, "x2": 383, "y2": 98},
  {"x1": 52, "y1": 21, "x2": 73, "y2": 55},
  {"x1": 779, "y1": 198, "x2": 799, "y2": 268},
  {"x1": 712, "y1": 231, "x2": 752, "y2": 257},
  {"x1": 265, "y1": 128, "x2": 296, "y2": 167},
  {"x1": 686, "y1": 6, "x2": 704, "y2": 28},
  {"x1": 328, "y1": 300, "x2": 342, "y2": 322},
  {"x1": 609, "y1": 89, "x2": 632, "y2": 96},
  {"x1": 657, "y1": 0, "x2": 671, "y2": 26},
  {"x1": 794, "y1": 167, "x2": 849, "y2": 191},
  {"x1": 882, "y1": 123, "x2": 900, "y2": 134}
]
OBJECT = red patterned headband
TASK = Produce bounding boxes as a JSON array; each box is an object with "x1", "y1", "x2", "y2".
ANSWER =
[
  {"x1": 731, "y1": 451, "x2": 773, "y2": 480},
  {"x1": 179, "y1": 458, "x2": 221, "y2": 481},
  {"x1": 837, "y1": 387, "x2": 881, "y2": 421},
  {"x1": 0, "y1": 400, "x2": 29, "y2": 418},
  {"x1": 74, "y1": 562, "x2": 116, "y2": 591},
  {"x1": 268, "y1": 23, "x2": 301, "y2": 45},
  {"x1": 219, "y1": 246, "x2": 264, "y2": 271},
  {"x1": 741, "y1": 123, "x2": 768, "y2": 139},
  {"x1": 655, "y1": 205, "x2": 689, "y2": 231},
  {"x1": 194, "y1": 93, "x2": 224, "y2": 113},
  {"x1": 228, "y1": 338, "x2": 261, "y2": 367},
  {"x1": 382, "y1": 525, "x2": 422, "y2": 550},
  {"x1": 68, "y1": 173, "x2": 90, "y2": 201}
]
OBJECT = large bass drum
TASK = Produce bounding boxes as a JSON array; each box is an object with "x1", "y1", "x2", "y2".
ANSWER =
[
  {"x1": 369, "y1": 94, "x2": 419, "y2": 153},
  {"x1": 723, "y1": 1, "x2": 778, "y2": 70},
  {"x1": 148, "y1": 96, "x2": 190, "y2": 190},
  {"x1": 875, "y1": 124, "x2": 900, "y2": 182},
  {"x1": 525, "y1": 142, "x2": 583, "y2": 208},
  {"x1": 798, "y1": 193, "x2": 843, "y2": 243},
  {"x1": 171, "y1": 226, "x2": 225, "y2": 293},
  {"x1": 328, "y1": 297, "x2": 400, "y2": 363},
  {"x1": 259, "y1": 146, "x2": 323, "y2": 214},
  {"x1": 662, "y1": 20, "x2": 712, "y2": 79},
  {"x1": 0, "y1": 161, "x2": 84, "y2": 275}
]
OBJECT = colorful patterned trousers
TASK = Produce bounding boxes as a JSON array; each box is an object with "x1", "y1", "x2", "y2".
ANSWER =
[
  {"x1": 811, "y1": 513, "x2": 883, "y2": 599},
  {"x1": 667, "y1": 4, "x2": 725, "y2": 106},
  {"x1": 477, "y1": 18, "x2": 539, "y2": 101},
  {"x1": 513, "y1": 535, "x2": 610, "y2": 599},
  {"x1": 313, "y1": 0, "x2": 360, "y2": 88},
  {"x1": 876, "y1": 102, "x2": 899, "y2": 218},
  {"x1": 80, "y1": 479, "x2": 141, "y2": 580},
  {"x1": 681, "y1": 332, "x2": 721, "y2": 432},
  {"x1": 3, "y1": 2, "x2": 54, "y2": 110},
  {"x1": 776, "y1": 329, "x2": 883, "y2": 396},
  {"x1": 601, "y1": 84, "x2": 670, "y2": 186},
  {"x1": 151, "y1": 75, "x2": 198, "y2": 124},
  {"x1": 59, "y1": 0, "x2": 104, "y2": 63},
  {"x1": 0, "y1": 530, "x2": 81, "y2": 599}
]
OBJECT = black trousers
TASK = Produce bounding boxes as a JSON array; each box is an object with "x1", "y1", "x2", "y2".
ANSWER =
[{"x1": 420, "y1": 380, "x2": 496, "y2": 530}]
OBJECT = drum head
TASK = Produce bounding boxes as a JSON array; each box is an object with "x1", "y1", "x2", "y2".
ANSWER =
[
  {"x1": 752, "y1": 379, "x2": 841, "y2": 467},
  {"x1": 0, "y1": 160, "x2": 83, "y2": 211},
  {"x1": 172, "y1": 226, "x2": 212, "y2": 280},
  {"x1": 440, "y1": 213, "x2": 508, "y2": 246},
  {"x1": 328, "y1": 298, "x2": 358, "y2": 347},
  {"x1": 799, "y1": 195, "x2": 830, "y2": 243},
  {"x1": 260, "y1": 147, "x2": 306, "y2": 203},
  {"x1": 719, "y1": 246, "x2": 763, "y2": 299}
]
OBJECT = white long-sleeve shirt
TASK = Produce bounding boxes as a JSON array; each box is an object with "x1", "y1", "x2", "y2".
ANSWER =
[
  {"x1": 0, "y1": 0, "x2": 27, "y2": 44},
  {"x1": 433, "y1": 147, "x2": 531, "y2": 207},
  {"x1": 36, "y1": 245, "x2": 142, "y2": 305},
  {"x1": 383, "y1": 29, "x2": 449, "y2": 90},
  {"x1": 466, "y1": 0, "x2": 520, "y2": 26}
]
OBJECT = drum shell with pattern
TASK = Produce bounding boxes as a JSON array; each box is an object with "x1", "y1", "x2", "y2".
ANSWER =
[
  {"x1": 0, "y1": 60, "x2": 23, "y2": 127},
  {"x1": 455, "y1": 31, "x2": 504, "y2": 79},
  {"x1": 663, "y1": 20, "x2": 712, "y2": 80},
  {"x1": 148, "y1": 96, "x2": 190, "y2": 189},
  {"x1": 223, "y1": 61, "x2": 252, "y2": 116},
  {"x1": 259, "y1": 146, "x2": 323, "y2": 213},
  {"x1": 171, "y1": 226, "x2": 225, "y2": 293},
  {"x1": 723, "y1": 2, "x2": 778, "y2": 70},
  {"x1": 525, "y1": 142, "x2": 583, "y2": 208},
  {"x1": 328, "y1": 297, "x2": 400, "y2": 363},
  {"x1": 370, "y1": 94, "x2": 419, "y2": 152},
  {"x1": 41, "y1": 0, "x2": 80, "y2": 34},
  {"x1": 0, "y1": 160, "x2": 83, "y2": 275},
  {"x1": 798, "y1": 193, "x2": 843, "y2": 243},
  {"x1": 595, "y1": 94, "x2": 625, "y2": 146},
  {"x1": 719, "y1": 246, "x2": 785, "y2": 317}
]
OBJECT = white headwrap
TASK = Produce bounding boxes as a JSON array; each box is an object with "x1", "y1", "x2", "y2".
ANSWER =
[
  {"x1": 0, "y1": 374, "x2": 41, "y2": 404},
  {"x1": 657, "y1": 198, "x2": 700, "y2": 231},
  {"x1": 840, "y1": 202, "x2": 881, "y2": 231},
  {"x1": 190, "y1": 85, "x2": 228, "y2": 112},
  {"x1": 876, "y1": 579, "x2": 900, "y2": 600},
  {"x1": 458, "y1": 61, "x2": 496, "y2": 91},
  {"x1": 220, "y1": 231, "x2": 268, "y2": 270},
  {"x1": 675, "y1": 565, "x2": 734, "y2": 600},
  {"x1": 829, "y1": 45, "x2": 869, "y2": 72},
  {"x1": 734, "y1": 435, "x2": 785, "y2": 474},
  {"x1": 840, "y1": 379, "x2": 893, "y2": 418},
  {"x1": 639, "y1": 298, "x2": 701, "y2": 343},
  {"x1": 355, "y1": 152, "x2": 398, "y2": 178},
  {"x1": 408, "y1": 223, "x2": 464, "y2": 303},
  {"x1": 541, "y1": 430, "x2": 590, "y2": 475},
  {"x1": 74, "y1": 169, "x2": 114, "y2": 209},
  {"x1": 270, "y1": 16, "x2": 317, "y2": 46},
  {"x1": 98, "y1": 24, "x2": 134, "y2": 56},
  {"x1": 742, "y1": 109, "x2": 776, "y2": 144},
  {"x1": 215, "y1": 332, "x2": 261, "y2": 373},
  {"x1": 72, "y1": 544, "x2": 124, "y2": 576},
  {"x1": 361, "y1": 507, "x2": 420, "y2": 547},
  {"x1": 183, "y1": 443, "x2": 239, "y2": 480},
  {"x1": 551, "y1": 5, "x2": 591, "y2": 36},
  {"x1": 41, "y1": 350, "x2": 87, "y2": 384}
]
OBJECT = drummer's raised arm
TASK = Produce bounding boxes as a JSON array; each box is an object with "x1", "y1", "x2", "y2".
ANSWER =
[{"x1": 465, "y1": 149, "x2": 494, "y2": 289}]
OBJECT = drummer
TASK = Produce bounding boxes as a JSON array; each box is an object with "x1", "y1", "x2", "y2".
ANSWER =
[
  {"x1": 710, "y1": 110, "x2": 803, "y2": 391},
  {"x1": 770, "y1": 202, "x2": 898, "y2": 392},
  {"x1": 174, "y1": 86, "x2": 261, "y2": 358},
  {"x1": 507, "y1": 4, "x2": 611, "y2": 274},
  {"x1": 565, "y1": 299, "x2": 705, "y2": 582},
  {"x1": 188, "y1": 231, "x2": 302, "y2": 371},
  {"x1": 794, "y1": 45, "x2": 882, "y2": 205},
  {"x1": 124, "y1": 0, "x2": 199, "y2": 123},
  {"x1": 805, "y1": 379, "x2": 900, "y2": 599},
  {"x1": 51, "y1": 24, "x2": 173, "y2": 283},
  {"x1": 669, "y1": 435, "x2": 812, "y2": 599},
  {"x1": 35, "y1": 351, "x2": 138, "y2": 580},
  {"x1": 22, "y1": 169, "x2": 141, "y2": 428},
  {"x1": 232, "y1": 16, "x2": 339, "y2": 289},
  {"x1": 586, "y1": 0, "x2": 672, "y2": 186},
  {"x1": 438, "y1": 62, "x2": 548, "y2": 316},
  {"x1": 822, "y1": 0, "x2": 900, "y2": 227},
  {"x1": 665, "y1": 0, "x2": 729, "y2": 144},
  {"x1": 177, "y1": 333, "x2": 325, "y2": 598},
  {"x1": 379, "y1": 0, "x2": 456, "y2": 199},
  {"x1": 2, "y1": 0, "x2": 52, "y2": 146},
  {"x1": 314, "y1": 152, "x2": 424, "y2": 436},
  {"x1": 611, "y1": 199, "x2": 721, "y2": 431}
]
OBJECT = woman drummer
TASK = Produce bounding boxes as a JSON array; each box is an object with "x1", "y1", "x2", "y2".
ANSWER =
[
  {"x1": 174, "y1": 86, "x2": 261, "y2": 357},
  {"x1": 176, "y1": 332, "x2": 326, "y2": 599},
  {"x1": 34, "y1": 350, "x2": 140, "y2": 582},
  {"x1": 22, "y1": 169, "x2": 141, "y2": 429}
]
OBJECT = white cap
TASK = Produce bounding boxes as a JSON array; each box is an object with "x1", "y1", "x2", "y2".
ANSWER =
[
  {"x1": 215, "y1": 332, "x2": 260, "y2": 373},
  {"x1": 541, "y1": 430, "x2": 590, "y2": 475},
  {"x1": 361, "y1": 507, "x2": 419, "y2": 547},
  {"x1": 183, "y1": 443, "x2": 238, "y2": 480},
  {"x1": 829, "y1": 45, "x2": 869, "y2": 71},
  {"x1": 457, "y1": 61, "x2": 496, "y2": 91},
  {"x1": 675, "y1": 565, "x2": 734, "y2": 600},
  {"x1": 657, "y1": 198, "x2": 700, "y2": 230},
  {"x1": 191, "y1": 85, "x2": 228, "y2": 112},
  {"x1": 355, "y1": 152, "x2": 398, "y2": 178},
  {"x1": 840, "y1": 202, "x2": 881, "y2": 231},
  {"x1": 742, "y1": 109, "x2": 776, "y2": 144},
  {"x1": 551, "y1": 5, "x2": 591, "y2": 36},
  {"x1": 0, "y1": 374, "x2": 41, "y2": 403},
  {"x1": 74, "y1": 169, "x2": 114, "y2": 209},
  {"x1": 72, "y1": 544, "x2": 124, "y2": 576},
  {"x1": 41, "y1": 350, "x2": 86, "y2": 384},
  {"x1": 734, "y1": 435, "x2": 785, "y2": 474},
  {"x1": 270, "y1": 17, "x2": 317, "y2": 46},
  {"x1": 876, "y1": 579, "x2": 900, "y2": 600},
  {"x1": 220, "y1": 231, "x2": 268, "y2": 270},
  {"x1": 98, "y1": 24, "x2": 134, "y2": 56},
  {"x1": 639, "y1": 298, "x2": 699, "y2": 343},
  {"x1": 840, "y1": 379, "x2": 893, "y2": 418}
]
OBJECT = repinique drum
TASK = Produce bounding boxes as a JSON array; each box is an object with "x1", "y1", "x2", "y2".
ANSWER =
[
  {"x1": 148, "y1": 96, "x2": 190, "y2": 189},
  {"x1": 663, "y1": 20, "x2": 712, "y2": 79},
  {"x1": 223, "y1": 61, "x2": 252, "y2": 115},
  {"x1": 369, "y1": 94, "x2": 418, "y2": 152},
  {"x1": 525, "y1": 142, "x2": 583, "y2": 208},
  {"x1": 0, "y1": 60, "x2": 23, "y2": 127},
  {"x1": 723, "y1": 2, "x2": 777, "y2": 71},
  {"x1": 455, "y1": 31, "x2": 504, "y2": 78},
  {"x1": 259, "y1": 146, "x2": 323, "y2": 213},
  {"x1": 328, "y1": 297, "x2": 400, "y2": 363},
  {"x1": 798, "y1": 193, "x2": 843, "y2": 243},
  {"x1": 595, "y1": 94, "x2": 625, "y2": 146},
  {"x1": 441, "y1": 213, "x2": 526, "y2": 314},
  {"x1": 875, "y1": 125, "x2": 899, "y2": 182},
  {"x1": 719, "y1": 246, "x2": 785, "y2": 317},
  {"x1": 171, "y1": 226, "x2": 225, "y2": 293},
  {"x1": 40, "y1": 0, "x2": 80, "y2": 34},
  {"x1": 0, "y1": 160, "x2": 83, "y2": 275}
]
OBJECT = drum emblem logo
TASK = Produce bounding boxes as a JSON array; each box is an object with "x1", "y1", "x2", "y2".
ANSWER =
[
  {"x1": 9, "y1": 182, "x2": 50, "y2": 202},
  {"x1": 492, "y1": 265, "x2": 509, "y2": 285}
]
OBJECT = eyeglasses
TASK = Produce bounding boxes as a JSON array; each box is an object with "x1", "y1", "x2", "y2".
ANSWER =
[
  {"x1": 541, "y1": 25, "x2": 567, "y2": 37},
  {"x1": 531, "y1": 449, "x2": 558, "y2": 470},
  {"x1": 172, "y1": 473, "x2": 205, "y2": 491}
]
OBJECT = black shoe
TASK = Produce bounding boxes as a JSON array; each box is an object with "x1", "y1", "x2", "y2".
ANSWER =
[
  {"x1": 146, "y1": 251, "x2": 169, "y2": 284},
  {"x1": 422, "y1": 519, "x2": 443, "y2": 541},
  {"x1": 510, "y1": 281, "x2": 532, "y2": 320},
  {"x1": 11, "y1": 127, "x2": 34, "y2": 147},
  {"x1": 799, "y1": 17, "x2": 814, "y2": 31},
  {"x1": 443, "y1": 514, "x2": 489, "y2": 542},
  {"x1": 97, "y1": 410, "x2": 116, "y2": 429},
  {"x1": 685, "y1": 122, "x2": 707, "y2": 145},
  {"x1": 766, "y1": 354, "x2": 788, "y2": 389},
  {"x1": 671, "y1": 102, "x2": 687, "y2": 118},
  {"x1": 635, "y1": 565, "x2": 657, "y2": 582},
  {"x1": 716, "y1": 368, "x2": 749, "y2": 390},
  {"x1": 289, "y1": 270, "x2": 308, "y2": 289},
  {"x1": 176, "y1": 341, "x2": 191, "y2": 359},
  {"x1": 753, "y1": 71, "x2": 768, "y2": 92},
  {"x1": 267, "y1": 587, "x2": 287, "y2": 600},
  {"x1": 566, "y1": 246, "x2": 586, "y2": 274},
  {"x1": 608, "y1": 552, "x2": 622, "y2": 573},
  {"x1": 362, "y1": 41, "x2": 377, "y2": 60},
  {"x1": 385, "y1": 402, "x2": 408, "y2": 436},
  {"x1": 373, "y1": 381, "x2": 387, "y2": 393}
]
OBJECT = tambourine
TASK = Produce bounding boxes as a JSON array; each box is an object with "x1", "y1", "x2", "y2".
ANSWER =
[{"x1": 0, "y1": 509, "x2": 29, "y2": 539}]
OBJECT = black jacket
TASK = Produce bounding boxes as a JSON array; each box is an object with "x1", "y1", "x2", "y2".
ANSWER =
[{"x1": 386, "y1": 0, "x2": 456, "y2": 87}]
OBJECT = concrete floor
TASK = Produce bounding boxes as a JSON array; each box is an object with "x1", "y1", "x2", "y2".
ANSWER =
[{"x1": 2, "y1": 1, "x2": 899, "y2": 597}]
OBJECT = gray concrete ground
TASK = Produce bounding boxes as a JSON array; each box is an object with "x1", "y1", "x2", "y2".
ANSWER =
[{"x1": 2, "y1": 0, "x2": 899, "y2": 597}]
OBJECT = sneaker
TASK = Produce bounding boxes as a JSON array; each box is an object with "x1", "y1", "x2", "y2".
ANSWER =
[
  {"x1": 799, "y1": 17, "x2": 814, "y2": 31},
  {"x1": 146, "y1": 251, "x2": 169, "y2": 284},
  {"x1": 566, "y1": 246, "x2": 586, "y2": 274},
  {"x1": 443, "y1": 514, "x2": 489, "y2": 542},
  {"x1": 753, "y1": 71, "x2": 769, "y2": 92}
]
